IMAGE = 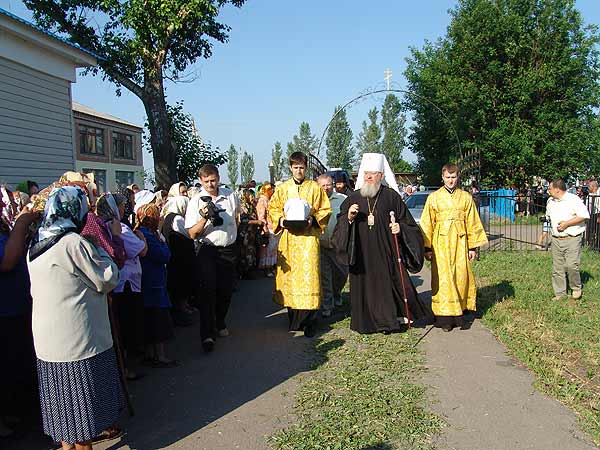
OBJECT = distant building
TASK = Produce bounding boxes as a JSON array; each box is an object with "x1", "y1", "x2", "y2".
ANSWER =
[
  {"x1": 73, "y1": 102, "x2": 143, "y2": 192},
  {"x1": 0, "y1": 7, "x2": 97, "y2": 188}
]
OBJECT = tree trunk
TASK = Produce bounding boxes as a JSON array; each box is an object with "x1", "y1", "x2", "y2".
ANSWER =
[{"x1": 142, "y1": 71, "x2": 177, "y2": 190}]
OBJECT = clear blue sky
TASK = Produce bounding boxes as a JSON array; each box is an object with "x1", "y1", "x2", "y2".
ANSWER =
[{"x1": 2, "y1": 0, "x2": 599, "y2": 183}]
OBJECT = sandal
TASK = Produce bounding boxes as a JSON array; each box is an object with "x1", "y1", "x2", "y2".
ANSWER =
[{"x1": 92, "y1": 426, "x2": 123, "y2": 443}]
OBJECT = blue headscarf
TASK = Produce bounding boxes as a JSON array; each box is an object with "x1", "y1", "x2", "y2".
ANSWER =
[{"x1": 29, "y1": 186, "x2": 88, "y2": 260}]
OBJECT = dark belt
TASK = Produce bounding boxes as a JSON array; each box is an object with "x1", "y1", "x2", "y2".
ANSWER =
[{"x1": 552, "y1": 234, "x2": 582, "y2": 240}]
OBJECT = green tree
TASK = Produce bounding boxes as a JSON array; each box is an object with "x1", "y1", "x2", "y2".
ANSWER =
[
  {"x1": 226, "y1": 144, "x2": 239, "y2": 187},
  {"x1": 271, "y1": 141, "x2": 286, "y2": 181},
  {"x1": 144, "y1": 101, "x2": 226, "y2": 187},
  {"x1": 355, "y1": 107, "x2": 382, "y2": 160},
  {"x1": 381, "y1": 94, "x2": 410, "y2": 172},
  {"x1": 286, "y1": 142, "x2": 295, "y2": 159},
  {"x1": 240, "y1": 150, "x2": 255, "y2": 184},
  {"x1": 325, "y1": 106, "x2": 354, "y2": 171},
  {"x1": 404, "y1": 0, "x2": 600, "y2": 186},
  {"x1": 288, "y1": 122, "x2": 319, "y2": 156},
  {"x1": 25, "y1": 0, "x2": 245, "y2": 189}
]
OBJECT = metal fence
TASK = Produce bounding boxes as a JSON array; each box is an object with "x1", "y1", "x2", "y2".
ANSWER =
[{"x1": 476, "y1": 191, "x2": 600, "y2": 251}]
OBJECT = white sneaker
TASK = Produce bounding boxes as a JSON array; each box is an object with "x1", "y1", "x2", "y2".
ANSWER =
[
  {"x1": 218, "y1": 328, "x2": 230, "y2": 337},
  {"x1": 571, "y1": 290, "x2": 582, "y2": 300}
]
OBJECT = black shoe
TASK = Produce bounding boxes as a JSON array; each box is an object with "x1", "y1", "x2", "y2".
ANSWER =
[
  {"x1": 304, "y1": 324, "x2": 317, "y2": 338},
  {"x1": 441, "y1": 325, "x2": 453, "y2": 332},
  {"x1": 202, "y1": 338, "x2": 215, "y2": 353}
]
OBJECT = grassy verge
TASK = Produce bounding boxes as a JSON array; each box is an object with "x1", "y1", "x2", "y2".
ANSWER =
[
  {"x1": 269, "y1": 311, "x2": 443, "y2": 450},
  {"x1": 474, "y1": 249, "x2": 600, "y2": 444}
]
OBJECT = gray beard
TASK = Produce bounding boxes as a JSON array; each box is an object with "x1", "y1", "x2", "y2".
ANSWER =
[{"x1": 360, "y1": 181, "x2": 381, "y2": 198}]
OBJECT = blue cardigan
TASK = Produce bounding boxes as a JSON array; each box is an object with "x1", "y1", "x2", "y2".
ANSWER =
[{"x1": 139, "y1": 227, "x2": 172, "y2": 308}]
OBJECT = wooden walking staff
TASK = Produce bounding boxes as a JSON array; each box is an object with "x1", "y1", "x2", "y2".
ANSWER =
[{"x1": 389, "y1": 211, "x2": 411, "y2": 329}]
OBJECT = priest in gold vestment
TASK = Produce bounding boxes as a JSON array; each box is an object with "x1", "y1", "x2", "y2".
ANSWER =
[
  {"x1": 419, "y1": 163, "x2": 487, "y2": 331},
  {"x1": 269, "y1": 152, "x2": 331, "y2": 337}
]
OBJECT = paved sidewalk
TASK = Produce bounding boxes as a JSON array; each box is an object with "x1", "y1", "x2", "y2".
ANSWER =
[
  {"x1": 413, "y1": 268, "x2": 597, "y2": 450},
  {"x1": 8, "y1": 276, "x2": 311, "y2": 450}
]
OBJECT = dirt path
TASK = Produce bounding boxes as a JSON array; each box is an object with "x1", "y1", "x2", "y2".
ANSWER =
[
  {"x1": 8, "y1": 276, "x2": 311, "y2": 450},
  {"x1": 413, "y1": 268, "x2": 597, "y2": 450}
]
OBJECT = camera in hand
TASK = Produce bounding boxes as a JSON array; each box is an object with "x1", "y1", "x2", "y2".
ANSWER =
[{"x1": 200, "y1": 196, "x2": 225, "y2": 226}]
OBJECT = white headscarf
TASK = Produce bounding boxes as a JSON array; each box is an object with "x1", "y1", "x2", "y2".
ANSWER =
[
  {"x1": 355, "y1": 153, "x2": 400, "y2": 193},
  {"x1": 134, "y1": 189, "x2": 155, "y2": 213},
  {"x1": 161, "y1": 195, "x2": 189, "y2": 217},
  {"x1": 168, "y1": 182, "x2": 186, "y2": 198}
]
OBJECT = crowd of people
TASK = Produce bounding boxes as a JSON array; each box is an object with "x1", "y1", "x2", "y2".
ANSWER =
[{"x1": 13, "y1": 153, "x2": 586, "y2": 449}]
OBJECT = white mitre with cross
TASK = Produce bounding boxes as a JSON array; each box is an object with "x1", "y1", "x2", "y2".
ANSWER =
[{"x1": 355, "y1": 153, "x2": 400, "y2": 193}]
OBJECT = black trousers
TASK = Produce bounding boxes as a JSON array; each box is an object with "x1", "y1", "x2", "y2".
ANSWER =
[{"x1": 195, "y1": 244, "x2": 237, "y2": 341}]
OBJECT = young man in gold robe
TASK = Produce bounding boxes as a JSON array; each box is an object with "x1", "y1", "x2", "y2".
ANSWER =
[
  {"x1": 268, "y1": 152, "x2": 331, "y2": 337},
  {"x1": 419, "y1": 163, "x2": 488, "y2": 331}
]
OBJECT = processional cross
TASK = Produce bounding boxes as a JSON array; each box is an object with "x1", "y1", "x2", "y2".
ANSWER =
[{"x1": 384, "y1": 68, "x2": 392, "y2": 91}]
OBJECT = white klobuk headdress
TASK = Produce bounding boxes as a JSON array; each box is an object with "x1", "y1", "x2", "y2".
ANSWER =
[{"x1": 355, "y1": 153, "x2": 400, "y2": 193}]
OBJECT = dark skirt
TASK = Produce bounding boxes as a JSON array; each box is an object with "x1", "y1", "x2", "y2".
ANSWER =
[
  {"x1": 287, "y1": 308, "x2": 318, "y2": 331},
  {"x1": 37, "y1": 347, "x2": 124, "y2": 444},
  {"x1": 112, "y1": 283, "x2": 145, "y2": 354},
  {"x1": 144, "y1": 307, "x2": 174, "y2": 344}
]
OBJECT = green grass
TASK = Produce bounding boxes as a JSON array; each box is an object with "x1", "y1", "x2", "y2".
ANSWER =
[
  {"x1": 490, "y1": 213, "x2": 543, "y2": 226},
  {"x1": 269, "y1": 311, "x2": 443, "y2": 450},
  {"x1": 474, "y1": 249, "x2": 600, "y2": 445}
]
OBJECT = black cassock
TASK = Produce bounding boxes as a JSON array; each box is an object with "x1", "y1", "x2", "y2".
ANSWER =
[{"x1": 333, "y1": 186, "x2": 431, "y2": 334}]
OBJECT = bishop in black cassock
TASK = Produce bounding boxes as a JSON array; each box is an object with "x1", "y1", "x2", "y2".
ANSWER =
[{"x1": 333, "y1": 153, "x2": 431, "y2": 334}]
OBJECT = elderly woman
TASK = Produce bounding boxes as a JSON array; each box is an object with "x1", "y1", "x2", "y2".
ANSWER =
[
  {"x1": 136, "y1": 204, "x2": 177, "y2": 368},
  {"x1": 237, "y1": 189, "x2": 262, "y2": 278},
  {"x1": 27, "y1": 186, "x2": 123, "y2": 450},
  {"x1": 168, "y1": 182, "x2": 188, "y2": 198},
  {"x1": 256, "y1": 183, "x2": 278, "y2": 277},
  {"x1": 101, "y1": 193, "x2": 148, "y2": 381},
  {"x1": 161, "y1": 195, "x2": 195, "y2": 326}
]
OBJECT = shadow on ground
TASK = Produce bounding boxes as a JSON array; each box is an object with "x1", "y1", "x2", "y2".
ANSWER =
[
  {"x1": 476, "y1": 280, "x2": 515, "y2": 317},
  {"x1": 6, "y1": 276, "x2": 340, "y2": 450}
]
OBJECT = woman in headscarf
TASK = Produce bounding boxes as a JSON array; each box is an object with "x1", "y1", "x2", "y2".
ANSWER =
[
  {"x1": 168, "y1": 182, "x2": 188, "y2": 198},
  {"x1": 15, "y1": 180, "x2": 39, "y2": 197},
  {"x1": 161, "y1": 195, "x2": 195, "y2": 326},
  {"x1": 135, "y1": 204, "x2": 177, "y2": 368},
  {"x1": 256, "y1": 183, "x2": 278, "y2": 277},
  {"x1": 117, "y1": 186, "x2": 136, "y2": 228},
  {"x1": 0, "y1": 187, "x2": 39, "y2": 438},
  {"x1": 81, "y1": 193, "x2": 126, "y2": 269},
  {"x1": 27, "y1": 186, "x2": 123, "y2": 450},
  {"x1": 237, "y1": 189, "x2": 262, "y2": 278},
  {"x1": 104, "y1": 193, "x2": 148, "y2": 381}
]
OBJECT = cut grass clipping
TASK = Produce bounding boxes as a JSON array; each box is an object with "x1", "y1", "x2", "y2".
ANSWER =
[
  {"x1": 474, "y1": 249, "x2": 600, "y2": 445},
  {"x1": 269, "y1": 314, "x2": 442, "y2": 450}
]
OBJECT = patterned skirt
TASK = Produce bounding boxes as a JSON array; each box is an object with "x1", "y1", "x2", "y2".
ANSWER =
[{"x1": 37, "y1": 347, "x2": 124, "y2": 444}]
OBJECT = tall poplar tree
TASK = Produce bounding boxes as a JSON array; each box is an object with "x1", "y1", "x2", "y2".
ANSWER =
[
  {"x1": 355, "y1": 107, "x2": 382, "y2": 159},
  {"x1": 240, "y1": 150, "x2": 255, "y2": 184},
  {"x1": 325, "y1": 106, "x2": 354, "y2": 171},
  {"x1": 226, "y1": 144, "x2": 239, "y2": 187},
  {"x1": 381, "y1": 94, "x2": 411, "y2": 172},
  {"x1": 271, "y1": 142, "x2": 286, "y2": 181}
]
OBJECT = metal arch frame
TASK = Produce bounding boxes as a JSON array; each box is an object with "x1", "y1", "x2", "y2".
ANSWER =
[{"x1": 316, "y1": 88, "x2": 463, "y2": 162}]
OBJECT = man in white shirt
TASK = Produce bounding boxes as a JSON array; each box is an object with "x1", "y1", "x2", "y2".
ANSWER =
[
  {"x1": 546, "y1": 179, "x2": 589, "y2": 300},
  {"x1": 185, "y1": 164, "x2": 239, "y2": 352},
  {"x1": 317, "y1": 174, "x2": 348, "y2": 317}
]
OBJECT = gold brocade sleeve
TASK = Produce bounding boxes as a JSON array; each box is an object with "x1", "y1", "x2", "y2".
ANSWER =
[
  {"x1": 268, "y1": 184, "x2": 286, "y2": 234},
  {"x1": 465, "y1": 194, "x2": 488, "y2": 248},
  {"x1": 419, "y1": 192, "x2": 436, "y2": 248}
]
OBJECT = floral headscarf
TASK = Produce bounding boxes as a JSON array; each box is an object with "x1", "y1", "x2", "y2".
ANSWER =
[
  {"x1": 135, "y1": 203, "x2": 160, "y2": 232},
  {"x1": 29, "y1": 186, "x2": 88, "y2": 260},
  {"x1": 117, "y1": 186, "x2": 135, "y2": 226},
  {"x1": 96, "y1": 193, "x2": 121, "y2": 221},
  {"x1": 0, "y1": 186, "x2": 19, "y2": 233}
]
